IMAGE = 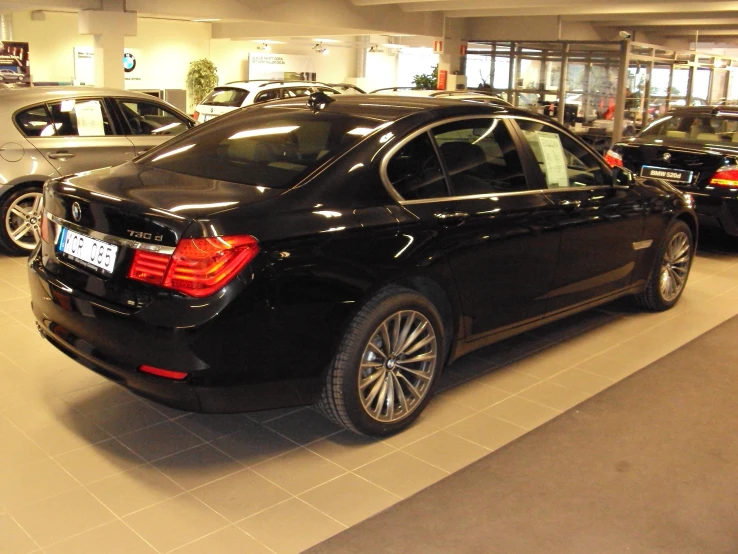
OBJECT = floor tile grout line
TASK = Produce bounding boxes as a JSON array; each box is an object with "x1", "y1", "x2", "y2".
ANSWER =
[
  {"x1": 4, "y1": 510, "x2": 44, "y2": 553},
  {"x1": 163, "y1": 523, "x2": 279, "y2": 554},
  {"x1": 1, "y1": 417, "x2": 165, "y2": 554}
]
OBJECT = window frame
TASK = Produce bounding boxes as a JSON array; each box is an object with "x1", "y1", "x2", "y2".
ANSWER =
[{"x1": 380, "y1": 114, "x2": 539, "y2": 204}]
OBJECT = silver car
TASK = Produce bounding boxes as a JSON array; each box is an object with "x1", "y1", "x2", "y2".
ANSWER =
[{"x1": 0, "y1": 87, "x2": 194, "y2": 254}]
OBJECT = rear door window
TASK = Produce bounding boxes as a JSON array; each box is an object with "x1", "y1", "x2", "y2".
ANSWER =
[
  {"x1": 46, "y1": 99, "x2": 114, "y2": 137},
  {"x1": 254, "y1": 89, "x2": 282, "y2": 103},
  {"x1": 431, "y1": 118, "x2": 527, "y2": 195}
]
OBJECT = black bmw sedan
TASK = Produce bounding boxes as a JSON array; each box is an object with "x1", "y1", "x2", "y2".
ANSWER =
[
  {"x1": 607, "y1": 106, "x2": 738, "y2": 236},
  {"x1": 29, "y1": 94, "x2": 696, "y2": 436}
]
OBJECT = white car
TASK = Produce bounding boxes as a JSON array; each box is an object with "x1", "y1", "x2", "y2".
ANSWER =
[
  {"x1": 194, "y1": 80, "x2": 340, "y2": 123},
  {"x1": 369, "y1": 88, "x2": 512, "y2": 106}
]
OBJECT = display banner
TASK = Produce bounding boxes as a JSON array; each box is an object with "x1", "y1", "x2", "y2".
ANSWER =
[
  {"x1": 74, "y1": 46, "x2": 147, "y2": 88},
  {"x1": 0, "y1": 41, "x2": 31, "y2": 87},
  {"x1": 247, "y1": 53, "x2": 316, "y2": 81}
]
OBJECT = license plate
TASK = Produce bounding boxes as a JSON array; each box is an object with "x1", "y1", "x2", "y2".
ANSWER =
[
  {"x1": 640, "y1": 165, "x2": 694, "y2": 183},
  {"x1": 57, "y1": 227, "x2": 118, "y2": 274},
  {"x1": 203, "y1": 114, "x2": 214, "y2": 121}
]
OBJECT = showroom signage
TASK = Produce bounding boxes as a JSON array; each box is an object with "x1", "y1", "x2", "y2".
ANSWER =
[
  {"x1": 0, "y1": 41, "x2": 31, "y2": 87},
  {"x1": 247, "y1": 53, "x2": 316, "y2": 81},
  {"x1": 74, "y1": 46, "x2": 147, "y2": 88}
]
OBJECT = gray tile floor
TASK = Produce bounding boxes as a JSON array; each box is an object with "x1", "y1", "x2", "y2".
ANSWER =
[{"x1": 2, "y1": 243, "x2": 738, "y2": 553}]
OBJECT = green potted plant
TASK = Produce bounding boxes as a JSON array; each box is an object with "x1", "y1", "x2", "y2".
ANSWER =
[
  {"x1": 412, "y1": 64, "x2": 438, "y2": 90},
  {"x1": 186, "y1": 59, "x2": 219, "y2": 110}
]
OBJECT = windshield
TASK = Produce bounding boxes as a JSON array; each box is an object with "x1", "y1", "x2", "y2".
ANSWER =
[
  {"x1": 640, "y1": 113, "x2": 738, "y2": 144},
  {"x1": 138, "y1": 110, "x2": 383, "y2": 189},
  {"x1": 199, "y1": 87, "x2": 250, "y2": 107}
]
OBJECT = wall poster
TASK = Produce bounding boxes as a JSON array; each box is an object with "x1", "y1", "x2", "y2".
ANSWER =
[
  {"x1": 247, "y1": 53, "x2": 316, "y2": 82},
  {"x1": 0, "y1": 41, "x2": 31, "y2": 87}
]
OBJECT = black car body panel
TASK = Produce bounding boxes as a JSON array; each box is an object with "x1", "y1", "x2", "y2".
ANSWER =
[{"x1": 29, "y1": 95, "x2": 697, "y2": 413}]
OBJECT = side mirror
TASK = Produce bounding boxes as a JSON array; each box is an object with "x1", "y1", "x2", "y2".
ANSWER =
[{"x1": 611, "y1": 165, "x2": 634, "y2": 187}]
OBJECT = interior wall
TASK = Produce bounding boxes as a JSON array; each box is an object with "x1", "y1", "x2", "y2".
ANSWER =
[
  {"x1": 12, "y1": 11, "x2": 93, "y2": 83},
  {"x1": 209, "y1": 39, "x2": 357, "y2": 86},
  {"x1": 125, "y1": 18, "x2": 211, "y2": 99}
]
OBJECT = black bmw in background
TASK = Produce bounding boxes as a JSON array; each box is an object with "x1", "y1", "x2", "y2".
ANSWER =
[
  {"x1": 30, "y1": 94, "x2": 696, "y2": 436},
  {"x1": 608, "y1": 106, "x2": 738, "y2": 236}
]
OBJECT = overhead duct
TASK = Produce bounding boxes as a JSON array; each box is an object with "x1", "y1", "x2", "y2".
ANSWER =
[{"x1": 0, "y1": 14, "x2": 13, "y2": 41}]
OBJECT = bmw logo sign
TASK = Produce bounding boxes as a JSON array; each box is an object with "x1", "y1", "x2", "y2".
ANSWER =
[
  {"x1": 123, "y1": 53, "x2": 136, "y2": 73},
  {"x1": 662, "y1": 152, "x2": 671, "y2": 162},
  {"x1": 72, "y1": 202, "x2": 82, "y2": 222}
]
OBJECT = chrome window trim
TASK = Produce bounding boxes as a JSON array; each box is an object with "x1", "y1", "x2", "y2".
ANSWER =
[
  {"x1": 400, "y1": 185, "x2": 611, "y2": 205},
  {"x1": 380, "y1": 113, "x2": 612, "y2": 205},
  {"x1": 47, "y1": 213, "x2": 176, "y2": 255}
]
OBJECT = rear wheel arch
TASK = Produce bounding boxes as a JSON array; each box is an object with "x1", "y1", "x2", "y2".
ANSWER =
[{"x1": 675, "y1": 211, "x2": 698, "y2": 245}]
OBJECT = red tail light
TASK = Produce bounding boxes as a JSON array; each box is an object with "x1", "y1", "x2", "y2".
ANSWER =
[
  {"x1": 709, "y1": 165, "x2": 738, "y2": 188},
  {"x1": 138, "y1": 364, "x2": 188, "y2": 380},
  {"x1": 128, "y1": 235, "x2": 259, "y2": 298},
  {"x1": 604, "y1": 149, "x2": 623, "y2": 168},
  {"x1": 128, "y1": 250, "x2": 170, "y2": 285},
  {"x1": 192, "y1": 111, "x2": 200, "y2": 121}
]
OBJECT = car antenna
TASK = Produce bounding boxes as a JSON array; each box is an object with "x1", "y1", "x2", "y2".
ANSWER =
[{"x1": 307, "y1": 91, "x2": 335, "y2": 113}]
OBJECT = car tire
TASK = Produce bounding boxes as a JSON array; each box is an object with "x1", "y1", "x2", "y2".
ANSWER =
[
  {"x1": 635, "y1": 219, "x2": 693, "y2": 311},
  {"x1": 318, "y1": 285, "x2": 445, "y2": 436},
  {"x1": 0, "y1": 184, "x2": 44, "y2": 256}
]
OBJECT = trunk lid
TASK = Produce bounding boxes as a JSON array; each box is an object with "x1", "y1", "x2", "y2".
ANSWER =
[{"x1": 618, "y1": 138, "x2": 738, "y2": 192}]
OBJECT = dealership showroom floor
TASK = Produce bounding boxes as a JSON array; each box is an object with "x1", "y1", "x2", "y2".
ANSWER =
[{"x1": 0, "y1": 232, "x2": 736, "y2": 553}]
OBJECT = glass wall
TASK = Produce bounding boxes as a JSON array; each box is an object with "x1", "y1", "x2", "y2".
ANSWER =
[{"x1": 465, "y1": 40, "x2": 738, "y2": 147}]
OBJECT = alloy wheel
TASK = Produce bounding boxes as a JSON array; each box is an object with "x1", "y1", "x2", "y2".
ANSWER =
[
  {"x1": 5, "y1": 191, "x2": 43, "y2": 251},
  {"x1": 659, "y1": 231, "x2": 691, "y2": 302},
  {"x1": 358, "y1": 310, "x2": 437, "y2": 423}
]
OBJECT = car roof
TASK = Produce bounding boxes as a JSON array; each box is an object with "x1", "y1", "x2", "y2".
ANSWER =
[
  {"x1": 235, "y1": 93, "x2": 516, "y2": 123},
  {"x1": 218, "y1": 81, "x2": 336, "y2": 93},
  {"x1": 0, "y1": 86, "x2": 174, "y2": 107},
  {"x1": 667, "y1": 105, "x2": 738, "y2": 116}
]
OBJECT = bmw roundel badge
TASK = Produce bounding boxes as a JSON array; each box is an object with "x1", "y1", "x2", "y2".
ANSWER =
[
  {"x1": 123, "y1": 53, "x2": 136, "y2": 73},
  {"x1": 72, "y1": 202, "x2": 82, "y2": 222},
  {"x1": 662, "y1": 152, "x2": 671, "y2": 162}
]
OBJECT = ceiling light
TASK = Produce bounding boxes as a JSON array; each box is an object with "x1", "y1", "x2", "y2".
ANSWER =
[
  {"x1": 313, "y1": 43, "x2": 329, "y2": 55},
  {"x1": 257, "y1": 43, "x2": 271, "y2": 51}
]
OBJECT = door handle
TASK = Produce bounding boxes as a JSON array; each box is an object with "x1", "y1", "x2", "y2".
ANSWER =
[
  {"x1": 434, "y1": 211, "x2": 468, "y2": 221},
  {"x1": 558, "y1": 199, "x2": 581, "y2": 210},
  {"x1": 48, "y1": 151, "x2": 75, "y2": 160}
]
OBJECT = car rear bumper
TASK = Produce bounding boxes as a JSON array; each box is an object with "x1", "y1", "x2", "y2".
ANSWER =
[
  {"x1": 691, "y1": 193, "x2": 738, "y2": 236},
  {"x1": 29, "y1": 253, "x2": 320, "y2": 413}
]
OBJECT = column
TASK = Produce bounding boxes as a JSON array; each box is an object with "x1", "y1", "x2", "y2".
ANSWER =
[{"x1": 79, "y1": 4, "x2": 137, "y2": 89}]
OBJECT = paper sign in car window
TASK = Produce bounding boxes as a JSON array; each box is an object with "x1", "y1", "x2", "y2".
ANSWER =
[
  {"x1": 536, "y1": 131, "x2": 569, "y2": 188},
  {"x1": 74, "y1": 100, "x2": 105, "y2": 136}
]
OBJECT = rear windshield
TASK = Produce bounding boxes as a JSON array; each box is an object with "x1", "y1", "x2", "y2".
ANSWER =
[
  {"x1": 640, "y1": 113, "x2": 738, "y2": 144},
  {"x1": 138, "y1": 110, "x2": 381, "y2": 189},
  {"x1": 199, "y1": 87, "x2": 250, "y2": 107}
]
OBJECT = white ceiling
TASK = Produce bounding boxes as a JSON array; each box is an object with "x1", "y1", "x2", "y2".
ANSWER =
[{"x1": 4, "y1": 0, "x2": 738, "y2": 45}]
